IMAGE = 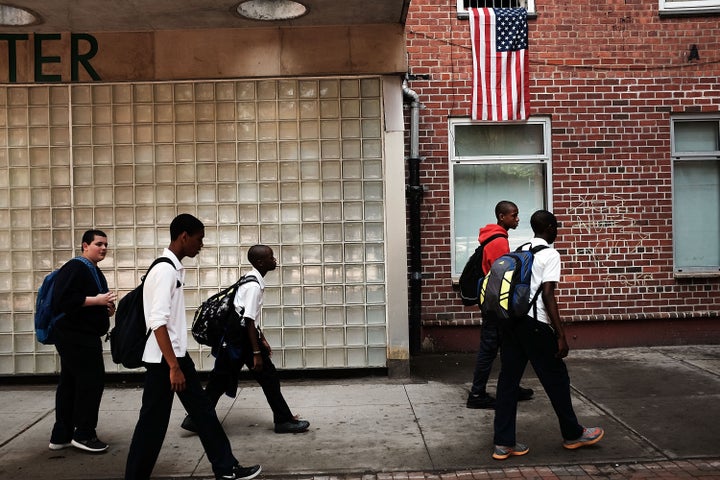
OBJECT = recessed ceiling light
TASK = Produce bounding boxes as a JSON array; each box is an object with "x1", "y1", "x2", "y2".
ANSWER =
[
  {"x1": 236, "y1": 0, "x2": 307, "y2": 21},
  {"x1": 0, "y1": 4, "x2": 39, "y2": 26}
]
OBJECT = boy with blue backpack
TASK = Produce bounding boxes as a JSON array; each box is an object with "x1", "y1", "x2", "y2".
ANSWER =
[
  {"x1": 491, "y1": 210, "x2": 604, "y2": 460},
  {"x1": 48, "y1": 229, "x2": 117, "y2": 453}
]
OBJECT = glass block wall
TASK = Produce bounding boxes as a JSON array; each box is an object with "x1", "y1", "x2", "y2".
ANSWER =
[{"x1": 0, "y1": 77, "x2": 388, "y2": 375}]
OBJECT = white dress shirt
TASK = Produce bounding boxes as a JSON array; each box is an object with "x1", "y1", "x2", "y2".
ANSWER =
[
  {"x1": 141, "y1": 249, "x2": 187, "y2": 363},
  {"x1": 233, "y1": 267, "x2": 265, "y2": 324},
  {"x1": 523, "y1": 238, "x2": 561, "y2": 325}
]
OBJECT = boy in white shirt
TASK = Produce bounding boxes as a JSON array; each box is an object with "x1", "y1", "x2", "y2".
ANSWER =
[
  {"x1": 182, "y1": 244, "x2": 309, "y2": 434},
  {"x1": 491, "y1": 210, "x2": 604, "y2": 460},
  {"x1": 125, "y1": 214, "x2": 261, "y2": 480}
]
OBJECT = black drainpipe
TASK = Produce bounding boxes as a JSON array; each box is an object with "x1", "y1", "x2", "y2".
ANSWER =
[{"x1": 402, "y1": 78, "x2": 423, "y2": 355}]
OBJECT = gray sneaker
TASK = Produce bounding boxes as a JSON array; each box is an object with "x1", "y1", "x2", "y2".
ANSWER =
[
  {"x1": 563, "y1": 427, "x2": 604, "y2": 450},
  {"x1": 492, "y1": 443, "x2": 529, "y2": 460}
]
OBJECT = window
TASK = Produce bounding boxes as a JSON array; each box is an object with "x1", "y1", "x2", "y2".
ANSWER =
[
  {"x1": 457, "y1": 0, "x2": 536, "y2": 18},
  {"x1": 449, "y1": 118, "x2": 551, "y2": 276},
  {"x1": 659, "y1": 0, "x2": 720, "y2": 14},
  {"x1": 671, "y1": 116, "x2": 720, "y2": 275}
]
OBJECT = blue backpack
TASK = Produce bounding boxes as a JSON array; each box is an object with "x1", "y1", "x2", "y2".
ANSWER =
[
  {"x1": 479, "y1": 243, "x2": 548, "y2": 322},
  {"x1": 35, "y1": 257, "x2": 103, "y2": 345}
]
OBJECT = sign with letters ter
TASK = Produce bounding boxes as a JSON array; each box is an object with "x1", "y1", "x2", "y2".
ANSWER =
[{"x1": 0, "y1": 33, "x2": 100, "y2": 83}]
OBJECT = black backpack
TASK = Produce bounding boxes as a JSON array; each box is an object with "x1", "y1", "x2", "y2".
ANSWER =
[
  {"x1": 458, "y1": 233, "x2": 506, "y2": 306},
  {"x1": 479, "y1": 243, "x2": 548, "y2": 321},
  {"x1": 191, "y1": 275, "x2": 259, "y2": 348},
  {"x1": 108, "y1": 257, "x2": 175, "y2": 369}
]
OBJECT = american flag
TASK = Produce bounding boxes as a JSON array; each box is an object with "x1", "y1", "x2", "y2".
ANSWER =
[{"x1": 469, "y1": 8, "x2": 530, "y2": 121}]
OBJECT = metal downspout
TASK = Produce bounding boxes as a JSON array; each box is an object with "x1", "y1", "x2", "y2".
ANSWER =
[{"x1": 402, "y1": 78, "x2": 423, "y2": 355}]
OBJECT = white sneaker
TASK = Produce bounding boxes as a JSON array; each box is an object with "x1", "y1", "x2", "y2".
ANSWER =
[{"x1": 49, "y1": 442, "x2": 72, "y2": 451}]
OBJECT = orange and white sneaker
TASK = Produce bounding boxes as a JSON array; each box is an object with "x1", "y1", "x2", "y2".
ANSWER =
[{"x1": 563, "y1": 427, "x2": 604, "y2": 450}]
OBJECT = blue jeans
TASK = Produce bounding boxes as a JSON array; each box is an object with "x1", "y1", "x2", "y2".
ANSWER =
[
  {"x1": 469, "y1": 315, "x2": 501, "y2": 396},
  {"x1": 125, "y1": 355, "x2": 238, "y2": 479},
  {"x1": 493, "y1": 316, "x2": 584, "y2": 446}
]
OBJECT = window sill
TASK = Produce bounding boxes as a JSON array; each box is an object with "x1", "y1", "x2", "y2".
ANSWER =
[
  {"x1": 659, "y1": 7, "x2": 720, "y2": 17},
  {"x1": 674, "y1": 270, "x2": 720, "y2": 279},
  {"x1": 457, "y1": 11, "x2": 537, "y2": 20}
]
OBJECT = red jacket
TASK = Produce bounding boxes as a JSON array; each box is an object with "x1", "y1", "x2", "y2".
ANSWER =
[{"x1": 478, "y1": 223, "x2": 510, "y2": 275}]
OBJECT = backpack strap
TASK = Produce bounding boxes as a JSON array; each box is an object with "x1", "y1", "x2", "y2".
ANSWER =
[
  {"x1": 525, "y1": 244, "x2": 549, "y2": 319},
  {"x1": 480, "y1": 232, "x2": 507, "y2": 248},
  {"x1": 143, "y1": 257, "x2": 180, "y2": 288},
  {"x1": 73, "y1": 256, "x2": 107, "y2": 293},
  {"x1": 231, "y1": 274, "x2": 261, "y2": 310}
]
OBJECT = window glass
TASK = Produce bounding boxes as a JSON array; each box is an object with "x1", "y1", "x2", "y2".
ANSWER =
[
  {"x1": 673, "y1": 121, "x2": 719, "y2": 153},
  {"x1": 449, "y1": 118, "x2": 550, "y2": 276},
  {"x1": 672, "y1": 116, "x2": 720, "y2": 273},
  {"x1": 674, "y1": 160, "x2": 720, "y2": 269},
  {"x1": 455, "y1": 123, "x2": 544, "y2": 156},
  {"x1": 453, "y1": 163, "x2": 545, "y2": 272}
]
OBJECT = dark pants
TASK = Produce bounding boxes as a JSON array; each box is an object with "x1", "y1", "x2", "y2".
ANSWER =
[
  {"x1": 52, "y1": 337, "x2": 105, "y2": 443},
  {"x1": 125, "y1": 355, "x2": 238, "y2": 480},
  {"x1": 205, "y1": 343, "x2": 293, "y2": 424},
  {"x1": 469, "y1": 315, "x2": 500, "y2": 396},
  {"x1": 493, "y1": 316, "x2": 584, "y2": 447}
]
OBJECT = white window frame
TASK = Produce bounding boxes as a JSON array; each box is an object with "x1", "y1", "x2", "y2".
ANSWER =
[
  {"x1": 448, "y1": 117, "x2": 552, "y2": 277},
  {"x1": 456, "y1": 0, "x2": 536, "y2": 18},
  {"x1": 659, "y1": 0, "x2": 720, "y2": 15},
  {"x1": 670, "y1": 114, "x2": 720, "y2": 276}
]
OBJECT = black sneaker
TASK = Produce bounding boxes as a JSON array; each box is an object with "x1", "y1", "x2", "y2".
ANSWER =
[
  {"x1": 466, "y1": 393, "x2": 496, "y2": 409},
  {"x1": 71, "y1": 437, "x2": 109, "y2": 453},
  {"x1": 217, "y1": 464, "x2": 262, "y2": 480},
  {"x1": 518, "y1": 386, "x2": 534, "y2": 401},
  {"x1": 274, "y1": 419, "x2": 310, "y2": 434},
  {"x1": 181, "y1": 414, "x2": 198, "y2": 433}
]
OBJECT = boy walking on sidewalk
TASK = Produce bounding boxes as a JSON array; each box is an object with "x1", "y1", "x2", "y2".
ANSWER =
[
  {"x1": 492, "y1": 210, "x2": 603, "y2": 460},
  {"x1": 124, "y1": 214, "x2": 261, "y2": 480}
]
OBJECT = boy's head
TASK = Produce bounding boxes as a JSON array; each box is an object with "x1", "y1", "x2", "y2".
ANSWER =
[
  {"x1": 81, "y1": 229, "x2": 108, "y2": 263},
  {"x1": 170, "y1": 214, "x2": 204, "y2": 240},
  {"x1": 169, "y1": 214, "x2": 204, "y2": 259},
  {"x1": 248, "y1": 244, "x2": 277, "y2": 276},
  {"x1": 495, "y1": 201, "x2": 519, "y2": 231},
  {"x1": 530, "y1": 210, "x2": 558, "y2": 244}
]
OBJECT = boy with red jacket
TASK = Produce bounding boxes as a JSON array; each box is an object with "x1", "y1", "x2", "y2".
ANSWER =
[{"x1": 466, "y1": 201, "x2": 534, "y2": 409}]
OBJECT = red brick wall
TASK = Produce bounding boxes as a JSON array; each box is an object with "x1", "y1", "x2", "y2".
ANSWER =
[{"x1": 405, "y1": 0, "x2": 720, "y2": 350}]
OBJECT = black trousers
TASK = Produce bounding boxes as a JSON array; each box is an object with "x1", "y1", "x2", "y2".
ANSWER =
[
  {"x1": 52, "y1": 337, "x2": 105, "y2": 443},
  {"x1": 124, "y1": 355, "x2": 238, "y2": 480},
  {"x1": 469, "y1": 315, "x2": 501, "y2": 396},
  {"x1": 493, "y1": 316, "x2": 584, "y2": 446},
  {"x1": 205, "y1": 343, "x2": 293, "y2": 424}
]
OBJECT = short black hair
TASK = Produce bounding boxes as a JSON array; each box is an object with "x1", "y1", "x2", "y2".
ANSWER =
[
  {"x1": 495, "y1": 200, "x2": 518, "y2": 219},
  {"x1": 530, "y1": 210, "x2": 557, "y2": 234},
  {"x1": 170, "y1": 214, "x2": 204, "y2": 240},
  {"x1": 248, "y1": 244, "x2": 272, "y2": 268},
  {"x1": 81, "y1": 229, "x2": 107, "y2": 247}
]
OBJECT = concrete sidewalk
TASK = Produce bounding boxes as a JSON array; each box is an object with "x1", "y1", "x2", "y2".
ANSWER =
[{"x1": 0, "y1": 345, "x2": 718, "y2": 479}]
